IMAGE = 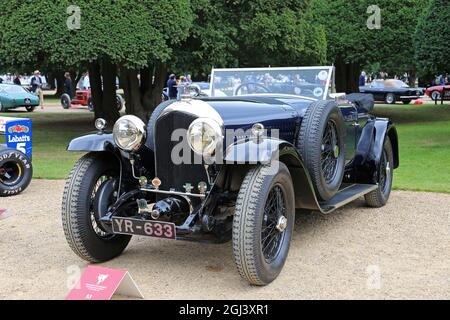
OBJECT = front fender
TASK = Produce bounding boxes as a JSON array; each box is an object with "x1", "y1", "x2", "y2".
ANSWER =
[
  {"x1": 224, "y1": 138, "x2": 320, "y2": 211},
  {"x1": 67, "y1": 133, "x2": 116, "y2": 152}
]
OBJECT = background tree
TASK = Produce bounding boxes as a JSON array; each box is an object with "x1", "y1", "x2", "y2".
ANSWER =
[
  {"x1": 312, "y1": 0, "x2": 429, "y2": 92},
  {"x1": 414, "y1": 0, "x2": 450, "y2": 84}
]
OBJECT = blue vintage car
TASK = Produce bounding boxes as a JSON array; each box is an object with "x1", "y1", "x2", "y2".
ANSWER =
[
  {"x1": 62, "y1": 66, "x2": 399, "y2": 285},
  {"x1": 0, "y1": 84, "x2": 40, "y2": 112}
]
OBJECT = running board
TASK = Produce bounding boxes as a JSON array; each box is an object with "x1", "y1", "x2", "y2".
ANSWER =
[{"x1": 319, "y1": 184, "x2": 378, "y2": 214}]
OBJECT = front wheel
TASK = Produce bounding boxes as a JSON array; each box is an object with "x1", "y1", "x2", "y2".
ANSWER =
[
  {"x1": 431, "y1": 91, "x2": 441, "y2": 101},
  {"x1": 61, "y1": 94, "x2": 71, "y2": 109},
  {"x1": 365, "y1": 138, "x2": 394, "y2": 208},
  {"x1": 233, "y1": 161, "x2": 295, "y2": 285},
  {"x1": 402, "y1": 100, "x2": 412, "y2": 105},
  {"x1": 62, "y1": 152, "x2": 131, "y2": 262},
  {"x1": 25, "y1": 105, "x2": 36, "y2": 112}
]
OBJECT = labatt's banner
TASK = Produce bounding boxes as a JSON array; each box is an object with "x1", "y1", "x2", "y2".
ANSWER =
[{"x1": 0, "y1": 117, "x2": 32, "y2": 158}]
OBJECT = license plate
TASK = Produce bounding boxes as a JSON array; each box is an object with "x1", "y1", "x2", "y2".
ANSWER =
[{"x1": 112, "y1": 217, "x2": 176, "y2": 240}]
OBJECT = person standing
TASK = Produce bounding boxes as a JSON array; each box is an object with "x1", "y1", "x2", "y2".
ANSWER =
[
  {"x1": 186, "y1": 74, "x2": 193, "y2": 84},
  {"x1": 31, "y1": 70, "x2": 44, "y2": 109},
  {"x1": 167, "y1": 74, "x2": 177, "y2": 100},
  {"x1": 359, "y1": 71, "x2": 367, "y2": 87},
  {"x1": 13, "y1": 74, "x2": 21, "y2": 86},
  {"x1": 64, "y1": 72, "x2": 73, "y2": 98}
]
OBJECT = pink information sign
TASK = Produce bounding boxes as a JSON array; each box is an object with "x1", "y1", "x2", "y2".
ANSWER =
[
  {"x1": 66, "y1": 265, "x2": 144, "y2": 300},
  {"x1": 0, "y1": 208, "x2": 12, "y2": 220}
]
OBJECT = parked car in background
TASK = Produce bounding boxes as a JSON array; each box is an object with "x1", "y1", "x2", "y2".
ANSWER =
[
  {"x1": 0, "y1": 84, "x2": 40, "y2": 112},
  {"x1": 62, "y1": 66, "x2": 399, "y2": 286},
  {"x1": 61, "y1": 89, "x2": 124, "y2": 112},
  {"x1": 425, "y1": 84, "x2": 450, "y2": 101},
  {"x1": 359, "y1": 79, "x2": 424, "y2": 104}
]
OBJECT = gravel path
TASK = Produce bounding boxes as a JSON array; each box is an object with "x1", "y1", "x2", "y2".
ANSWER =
[{"x1": 1, "y1": 180, "x2": 449, "y2": 300}]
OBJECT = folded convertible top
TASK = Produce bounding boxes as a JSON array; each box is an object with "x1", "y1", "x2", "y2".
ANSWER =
[{"x1": 346, "y1": 93, "x2": 375, "y2": 113}]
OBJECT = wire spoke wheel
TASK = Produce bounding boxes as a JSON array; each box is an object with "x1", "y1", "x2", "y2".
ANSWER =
[
  {"x1": 321, "y1": 120, "x2": 339, "y2": 184},
  {"x1": 261, "y1": 184, "x2": 287, "y2": 263},
  {"x1": 89, "y1": 175, "x2": 115, "y2": 239}
]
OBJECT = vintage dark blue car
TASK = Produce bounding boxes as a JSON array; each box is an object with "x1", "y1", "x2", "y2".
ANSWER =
[
  {"x1": 62, "y1": 67, "x2": 399, "y2": 286},
  {"x1": 359, "y1": 79, "x2": 424, "y2": 104}
]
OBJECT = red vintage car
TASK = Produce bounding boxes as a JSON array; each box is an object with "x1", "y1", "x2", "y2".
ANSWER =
[
  {"x1": 61, "y1": 89, "x2": 124, "y2": 112},
  {"x1": 425, "y1": 85, "x2": 450, "y2": 101}
]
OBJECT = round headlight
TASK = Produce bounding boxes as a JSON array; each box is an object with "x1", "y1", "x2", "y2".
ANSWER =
[
  {"x1": 113, "y1": 115, "x2": 146, "y2": 151},
  {"x1": 187, "y1": 118, "x2": 223, "y2": 156}
]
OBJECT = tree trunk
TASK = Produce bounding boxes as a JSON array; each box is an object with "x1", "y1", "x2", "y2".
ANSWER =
[
  {"x1": 335, "y1": 57, "x2": 360, "y2": 94},
  {"x1": 101, "y1": 58, "x2": 120, "y2": 123},
  {"x1": 89, "y1": 61, "x2": 103, "y2": 119},
  {"x1": 120, "y1": 62, "x2": 167, "y2": 122}
]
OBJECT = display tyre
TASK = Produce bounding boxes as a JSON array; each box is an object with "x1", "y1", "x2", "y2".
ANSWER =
[
  {"x1": 232, "y1": 161, "x2": 295, "y2": 286},
  {"x1": 297, "y1": 100, "x2": 346, "y2": 201},
  {"x1": 62, "y1": 152, "x2": 131, "y2": 262},
  {"x1": 0, "y1": 149, "x2": 33, "y2": 197},
  {"x1": 61, "y1": 94, "x2": 71, "y2": 109},
  {"x1": 385, "y1": 93, "x2": 396, "y2": 104},
  {"x1": 365, "y1": 138, "x2": 394, "y2": 208},
  {"x1": 431, "y1": 91, "x2": 441, "y2": 102}
]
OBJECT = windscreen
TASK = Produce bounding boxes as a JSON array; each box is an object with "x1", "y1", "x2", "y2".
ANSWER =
[{"x1": 210, "y1": 66, "x2": 333, "y2": 100}]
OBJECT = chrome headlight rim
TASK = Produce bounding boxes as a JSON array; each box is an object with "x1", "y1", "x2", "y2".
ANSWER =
[
  {"x1": 113, "y1": 115, "x2": 147, "y2": 151},
  {"x1": 187, "y1": 118, "x2": 223, "y2": 156}
]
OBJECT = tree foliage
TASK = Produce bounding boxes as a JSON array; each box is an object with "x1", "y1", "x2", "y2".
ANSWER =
[{"x1": 414, "y1": 0, "x2": 450, "y2": 77}]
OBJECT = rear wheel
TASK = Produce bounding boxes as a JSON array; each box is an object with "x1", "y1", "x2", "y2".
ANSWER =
[
  {"x1": 25, "y1": 105, "x2": 36, "y2": 112},
  {"x1": 116, "y1": 94, "x2": 124, "y2": 112},
  {"x1": 0, "y1": 149, "x2": 33, "y2": 197},
  {"x1": 365, "y1": 138, "x2": 394, "y2": 208},
  {"x1": 233, "y1": 161, "x2": 295, "y2": 285},
  {"x1": 385, "y1": 93, "x2": 396, "y2": 104},
  {"x1": 87, "y1": 97, "x2": 94, "y2": 112},
  {"x1": 62, "y1": 152, "x2": 131, "y2": 262},
  {"x1": 61, "y1": 94, "x2": 71, "y2": 109},
  {"x1": 297, "y1": 100, "x2": 346, "y2": 201}
]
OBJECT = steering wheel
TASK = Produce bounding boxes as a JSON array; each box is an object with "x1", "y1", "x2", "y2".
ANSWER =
[{"x1": 234, "y1": 83, "x2": 271, "y2": 96}]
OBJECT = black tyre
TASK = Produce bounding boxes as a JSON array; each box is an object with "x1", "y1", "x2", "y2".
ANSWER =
[
  {"x1": 385, "y1": 93, "x2": 396, "y2": 104},
  {"x1": 365, "y1": 138, "x2": 394, "y2": 208},
  {"x1": 116, "y1": 94, "x2": 124, "y2": 112},
  {"x1": 61, "y1": 94, "x2": 71, "y2": 109},
  {"x1": 87, "y1": 97, "x2": 94, "y2": 112},
  {"x1": 233, "y1": 161, "x2": 295, "y2": 285},
  {"x1": 402, "y1": 100, "x2": 412, "y2": 105},
  {"x1": 431, "y1": 91, "x2": 441, "y2": 101},
  {"x1": 147, "y1": 100, "x2": 176, "y2": 150},
  {"x1": 297, "y1": 100, "x2": 346, "y2": 201},
  {"x1": 0, "y1": 149, "x2": 33, "y2": 197},
  {"x1": 25, "y1": 105, "x2": 36, "y2": 112},
  {"x1": 62, "y1": 152, "x2": 131, "y2": 262}
]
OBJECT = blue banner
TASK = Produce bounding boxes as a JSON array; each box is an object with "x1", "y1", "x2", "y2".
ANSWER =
[{"x1": 4, "y1": 118, "x2": 33, "y2": 159}]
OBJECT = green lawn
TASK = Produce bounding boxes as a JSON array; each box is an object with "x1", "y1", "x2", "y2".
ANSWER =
[
  {"x1": 1, "y1": 103, "x2": 449, "y2": 193},
  {"x1": 0, "y1": 112, "x2": 92, "y2": 179},
  {"x1": 372, "y1": 104, "x2": 450, "y2": 193}
]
